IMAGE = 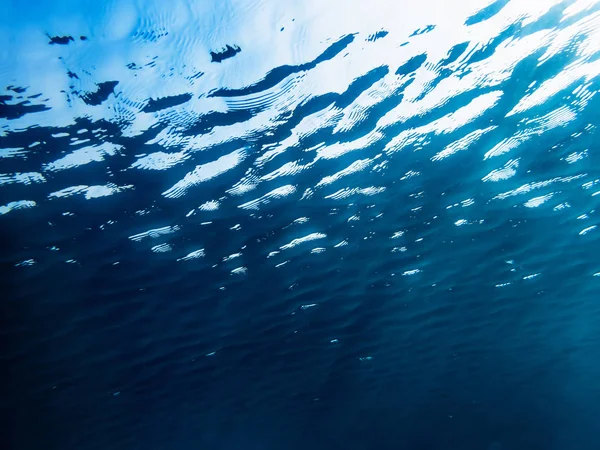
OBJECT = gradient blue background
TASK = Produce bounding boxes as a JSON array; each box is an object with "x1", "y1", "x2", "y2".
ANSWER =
[{"x1": 2, "y1": 1, "x2": 600, "y2": 449}]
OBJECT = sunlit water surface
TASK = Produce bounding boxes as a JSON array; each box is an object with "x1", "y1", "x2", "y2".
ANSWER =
[{"x1": 2, "y1": 1, "x2": 600, "y2": 449}]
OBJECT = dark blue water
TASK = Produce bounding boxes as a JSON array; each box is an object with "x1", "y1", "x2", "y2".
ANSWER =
[{"x1": 2, "y1": 1, "x2": 600, "y2": 449}]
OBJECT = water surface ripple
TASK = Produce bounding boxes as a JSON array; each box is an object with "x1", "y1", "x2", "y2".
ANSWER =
[{"x1": 2, "y1": 1, "x2": 600, "y2": 449}]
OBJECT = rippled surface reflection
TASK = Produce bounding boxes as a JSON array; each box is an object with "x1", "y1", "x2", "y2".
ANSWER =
[{"x1": 3, "y1": 1, "x2": 600, "y2": 449}]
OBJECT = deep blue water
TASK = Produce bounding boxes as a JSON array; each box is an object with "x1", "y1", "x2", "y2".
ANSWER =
[{"x1": 2, "y1": 1, "x2": 600, "y2": 449}]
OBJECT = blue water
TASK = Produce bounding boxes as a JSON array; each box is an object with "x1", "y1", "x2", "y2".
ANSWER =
[{"x1": 2, "y1": 1, "x2": 600, "y2": 449}]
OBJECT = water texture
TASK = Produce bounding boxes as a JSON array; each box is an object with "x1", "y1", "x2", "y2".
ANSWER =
[{"x1": 2, "y1": 0, "x2": 600, "y2": 449}]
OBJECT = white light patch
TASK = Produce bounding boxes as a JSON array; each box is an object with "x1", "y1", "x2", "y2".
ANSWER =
[
  {"x1": 15, "y1": 259, "x2": 36, "y2": 267},
  {"x1": 565, "y1": 149, "x2": 588, "y2": 164},
  {"x1": 562, "y1": 0, "x2": 600, "y2": 20},
  {"x1": 582, "y1": 179, "x2": 600, "y2": 190},
  {"x1": 260, "y1": 161, "x2": 311, "y2": 181},
  {"x1": 48, "y1": 184, "x2": 133, "y2": 200},
  {"x1": 280, "y1": 232, "x2": 327, "y2": 250},
  {"x1": 0, "y1": 172, "x2": 46, "y2": 186},
  {"x1": 525, "y1": 106, "x2": 578, "y2": 136},
  {"x1": 482, "y1": 159, "x2": 519, "y2": 182},
  {"x1": 507, "y1": 60, "x2": 600, "y2": 116},
  {"x1": 402, "y1": 269, "x2": 422, "y2": 276},
  {"x1": 44, "y1": 143, "x2": 122, "y2": 172},
  {"x1": 162, "y1": 149, "x2": 245, "y2": 199},
  {"x1": 238, "y1": 185, "x2": 296, "y2": 210},
  {"x1": 129, "y1": 225, "x2": 181, "y2": 242},
  {"x1": 255, "y1": 136, "x2": 299, "y2": 167},
  {"x1": 432, "y1": 92, "x2": 502, "y2": 134},
  {"x1": 401, "y1": 170, "x2": 420, "y2": 180},
  {"x1": 223, "y1": 253, "x2": 242, "y2": 262},
  {"x1": 524, "y1": 193, "x2": 554, "y2": 208},
  {"x1": 0, "y1": 200, "x2": 36, "y2": 215},
  {"x1": 384, "y1": 93, "x2": 502, "y2": 156},
  {"x1": 316, "y1": 130, "x2": 382, "y2": 161},
  {"x1": 0, "y1": 148, "x2": 27, "y2": 158},
  {"x1": 199, "y1": 200, "x2": 220, "y2": 211},
  {"x1": 130, "y1": 150, "x2": 190, "y2": 170},
  {"x1": 431, "y1": 126, "x2": 496, "y2": 161},
  {"x1": 554, "y1": 202, "x2": 571, "y2": 211},
  {"x1": 301, "y1": 303, "x2": 317, "y2": 310},
  {"x1": 177, "y1": 249, "x2": 205, "y2": 261},
  {"x1": 324, "y1": 186, "x2": 386, "y2": 200},
  {"x1": 316, "y1": 158, "x2": 374, "y2": 187},
  {"x1": 484, "y1": 134, "x2": 529, "y2": 160},
  {"x1": 580, "y1": 225, "x2": 597, "y2": 236},
  {"x1": 151, "y1": 243, "x2": 172, "y2": 253},
  {"x1": 226, "y1": 174, "x2": 259, "y2": 196},
  {"x1": 494, "y1": 175, "x2": 586, "y2": 200}
]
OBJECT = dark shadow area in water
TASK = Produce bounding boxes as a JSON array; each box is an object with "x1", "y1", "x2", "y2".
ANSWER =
[{"x1": 210, "y1": 44, "x2": 242, "y2": 63}]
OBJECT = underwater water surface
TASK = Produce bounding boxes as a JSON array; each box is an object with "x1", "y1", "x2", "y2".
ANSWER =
[{"x1": 2, "y1": 0, "x2": 600, "y2": 449}]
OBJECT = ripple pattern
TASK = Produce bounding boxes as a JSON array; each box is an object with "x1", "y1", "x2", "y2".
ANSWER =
[{"x1": 2, "y1": 1, "x2": 600, "y2": 450}]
